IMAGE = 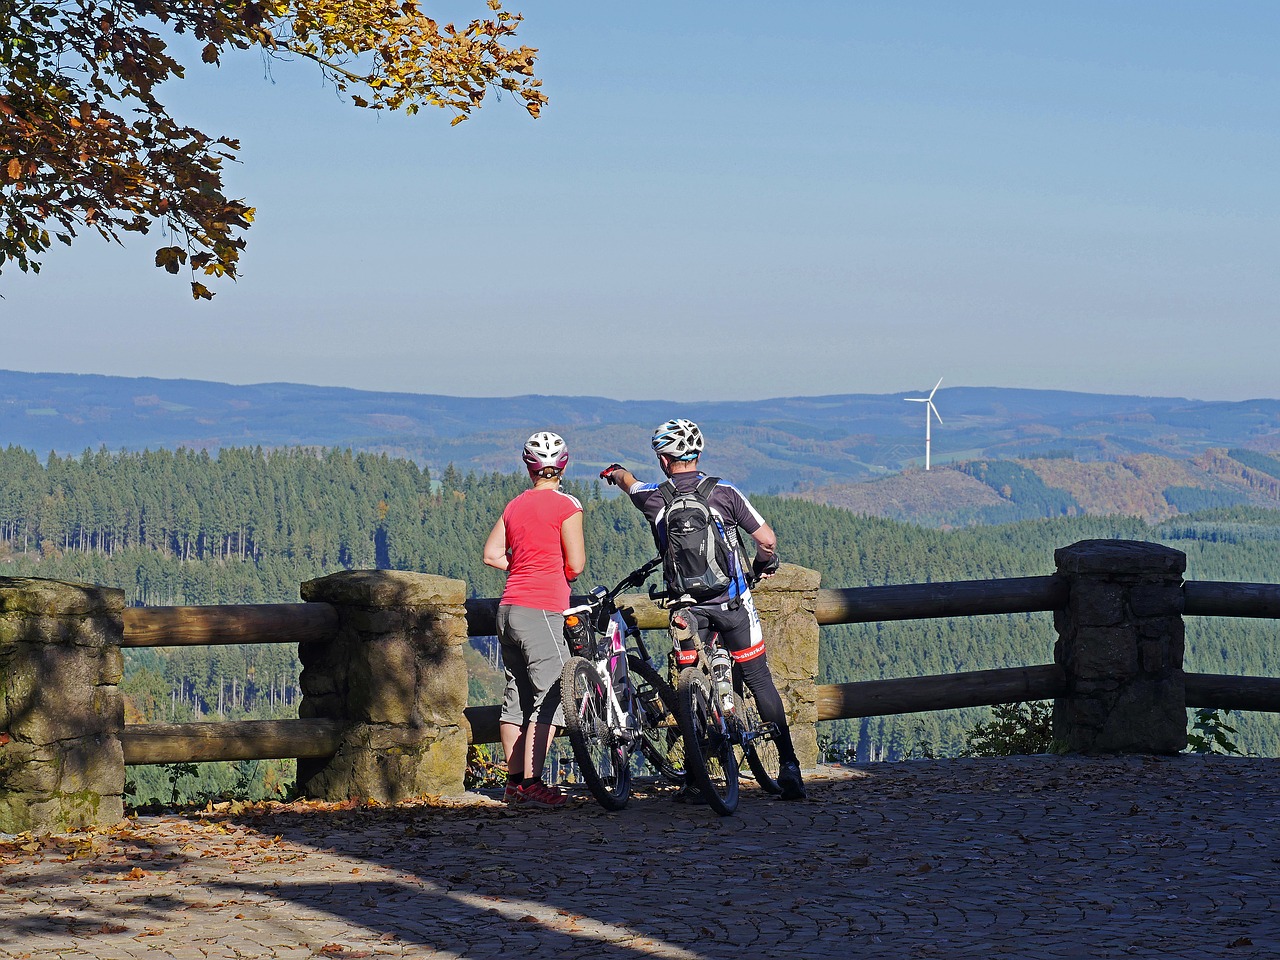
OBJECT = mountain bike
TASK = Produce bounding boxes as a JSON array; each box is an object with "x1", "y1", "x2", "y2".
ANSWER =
[
  {"x1": 559, "y1": 557, "x2": 685, "y2": 811},
  {"x1": 673, "y1": 599, "x2": 782, "y2": 817}
]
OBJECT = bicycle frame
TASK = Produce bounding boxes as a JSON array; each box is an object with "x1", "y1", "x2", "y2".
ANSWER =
[
  {"x1": 694, "y1": 633, "x2": 736, "y2": 734},
  {"x1": 560, "y1": 556, "x2": 680, "y2": 809},
  {"x1": 562, "y1": 606, "x2": 635, "y2": 744}
]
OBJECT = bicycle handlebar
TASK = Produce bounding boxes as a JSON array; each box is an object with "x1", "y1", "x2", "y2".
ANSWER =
[
  {"x1": 648, "y1": 569, "x2": 766, "y2": 607},
  {"x1": 585, "y1": 556, "x2": 771, "y2": 613},
  {"x1": 608, "y1": 556, "x2": 661, "y2": 598},
  {"x1": 573, "y1": 557, "x2": 662, "y2": 614}
]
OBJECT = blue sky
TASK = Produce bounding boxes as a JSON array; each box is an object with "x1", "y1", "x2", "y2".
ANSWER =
[{"x1": 3, "y1": 1, "x2": 1277, "y2": 402}]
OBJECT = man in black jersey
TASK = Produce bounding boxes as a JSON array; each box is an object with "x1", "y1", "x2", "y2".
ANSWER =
[{"x1": 601, "y1": 417, "x2": 806, "y2": 801}]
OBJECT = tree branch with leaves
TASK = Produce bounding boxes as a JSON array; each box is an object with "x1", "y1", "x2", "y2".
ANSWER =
[{"x1": 0, "y1": 0, "x2": 545, "y2": 299}]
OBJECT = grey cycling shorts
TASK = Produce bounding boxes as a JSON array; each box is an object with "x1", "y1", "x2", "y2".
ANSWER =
[{"x1": 496, "y1": 604, "x2": 567, "y2": 728}]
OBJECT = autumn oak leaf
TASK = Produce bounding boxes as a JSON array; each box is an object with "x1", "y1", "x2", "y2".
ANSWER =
[{"x1": 154, "y1": 247, "x2": 186, "y2": 274}]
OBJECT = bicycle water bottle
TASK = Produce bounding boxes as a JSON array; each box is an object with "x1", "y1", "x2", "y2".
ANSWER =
[{"x1": 711, "y1": 647, "x2": 734, "y2": 712}]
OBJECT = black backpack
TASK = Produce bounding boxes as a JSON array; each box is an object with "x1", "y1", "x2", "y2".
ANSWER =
[{"x1": 659, "y1": 477, "x2": 742, "y2": 602}]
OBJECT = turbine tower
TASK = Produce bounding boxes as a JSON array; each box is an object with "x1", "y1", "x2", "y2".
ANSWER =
[{"x1": 905, "y1": 377, "x2": 944, "y2": 470}]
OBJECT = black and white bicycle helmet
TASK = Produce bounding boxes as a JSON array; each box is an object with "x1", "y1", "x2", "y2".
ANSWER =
[
  {"x1": 651, "y1": 418, "x2": 704, "y2": 461},
  {"x1": 523, "y1": 431, "x2": 569, "y2": 475}
]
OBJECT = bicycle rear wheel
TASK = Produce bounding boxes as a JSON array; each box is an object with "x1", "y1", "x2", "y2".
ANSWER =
[
  {"x1": 677, "y1": 667, "x2": 739, "y2": 816},
  {"x1": 560, "y1": 656, "x2": 631, "y2": 811},
  {"x1": 737, "y1": 685, "x2": 781, "y2": 795},
  {"x1": 627, "y1": 655, "x2": 685, "y2": 784}
]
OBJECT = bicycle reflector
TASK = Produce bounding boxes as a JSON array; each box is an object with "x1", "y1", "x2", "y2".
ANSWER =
[{"x1": 563, "y1": 612, "x2": 591, "y2": 657}]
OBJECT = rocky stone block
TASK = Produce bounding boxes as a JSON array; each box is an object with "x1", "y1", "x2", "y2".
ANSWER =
[
  {"x1": 1129, "y1": 583, "x2": 1185, "y2": 618},
  {"x1": 1060, "y1": 626, "x2": 1141, "y2": 679},
  {"x1": 1054, "y1": 540, "x2": 1186, "y2": 577},
  {"x1": 302, "y1": 571, "x2": 466, "y2": 609},
  {"x1": 1068, "y1": 582, "x2": 1127, "y2": 627},
  {"x1": 415, "y1": 649, "x2": 468, "y2": 725},
  {"x1": 302, "y1": 722, "x2": 467, "y2": 802}
]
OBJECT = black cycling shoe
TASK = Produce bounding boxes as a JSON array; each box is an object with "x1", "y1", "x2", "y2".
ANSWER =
[
  {"x1": 778, "y1": 762, "x2": 807, "y2": 801},
  {"x1": 673, "y1": 784, "x2": 707, "y2": 805}
]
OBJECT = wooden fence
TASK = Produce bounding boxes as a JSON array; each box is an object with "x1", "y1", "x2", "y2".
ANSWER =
[
  {"x1": 118, "y1": 550, "x2": 1280, "y2": 766},
  {"x1": 120, "y1": 603, "x2": 342, "y2": 765},
  {"x1": 8, "y1": 537, "x2": 1280, "y2": 834}
]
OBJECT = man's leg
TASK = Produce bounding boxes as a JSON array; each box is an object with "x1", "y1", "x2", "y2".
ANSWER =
[
  {"x1": 735, "y1": 655, "x2": 799, "y2": 764},
  {"x1": 701, "y1": 601, "x2": 807, "y2": 801}
]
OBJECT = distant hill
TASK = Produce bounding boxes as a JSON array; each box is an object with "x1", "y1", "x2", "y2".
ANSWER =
[
  {"x1": 788, "y1": 449, "x2": 1280, "y2": 525},
  {"x1": 2, "y1": 369, "x2": 1279, "y2": 493}
]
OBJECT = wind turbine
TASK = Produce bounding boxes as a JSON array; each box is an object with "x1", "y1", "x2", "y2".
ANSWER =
[{"x1": 905, "y1": 377, "x2": 944, "y2": 470}]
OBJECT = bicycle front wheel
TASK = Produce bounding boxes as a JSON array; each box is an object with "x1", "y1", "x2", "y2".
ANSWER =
[
  {"x1": 738, "y1": 686, "x2": 781, "y2": 795},
  {"x1": 628, "y1": 655, "x2": 685, "y2": 784},
  {"x1": 560, "y1": 656, "x2": 631, "y2": 811},
  {"x1": 677, "y1": 667, "x2": 739, "y2": 816}
]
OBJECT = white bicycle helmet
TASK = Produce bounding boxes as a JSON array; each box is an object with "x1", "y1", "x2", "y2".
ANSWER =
[
  {"x1": 523, "y1": 431, "x2": 569, "y2": 475},
  {"x1": 651, "y1": 418, "x2": 704, "y2": 461}
]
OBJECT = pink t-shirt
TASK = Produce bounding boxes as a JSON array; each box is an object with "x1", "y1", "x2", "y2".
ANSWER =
[{"x1": 499, "y1": 488, "x2": 583, "y2": 612}]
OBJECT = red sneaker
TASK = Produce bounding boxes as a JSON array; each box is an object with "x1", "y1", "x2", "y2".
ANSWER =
[{"x1": 514, "y1": 780, "x2": 568, "y2": 808}]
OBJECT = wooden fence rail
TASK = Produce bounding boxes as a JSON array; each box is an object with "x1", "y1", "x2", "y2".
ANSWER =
[
  {"x1": 121, "y1": 719, "x2": 341, "y2": 765},
  {"x1": 812, "y1": 576, "x2": 1066, "y2": 625},
  {"x1": 122, "y1": 603, "x2": 339, "y2": 648},
  {"x1": 815, "y1": 664, "x2": 1067, "y2": 722},
  {"x1": 1185, "y1": 673, "x2": 1280, "y2": 712},
  {"x1": 1183, "y1": 581, "x2": 1280, "y2": 619}
]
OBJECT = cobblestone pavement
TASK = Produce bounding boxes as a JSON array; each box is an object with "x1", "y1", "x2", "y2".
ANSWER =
[{"x1": 2, "y1": 756, "x2": 1278, "y2": 960}]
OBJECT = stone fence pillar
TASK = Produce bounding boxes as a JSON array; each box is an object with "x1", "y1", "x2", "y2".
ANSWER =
[
  {"x1": 298, "y1": 571, "x2": 470, "y2": 802},
  {"x1": 0, "y1": 577, "x2": 125, "y2": 834},
  {"x1": 1053, "y1": 540, "x2": 1187, "y2": 754},
  {"x1": 753, "y1": 564, "x2": 821, "y2": 770}
]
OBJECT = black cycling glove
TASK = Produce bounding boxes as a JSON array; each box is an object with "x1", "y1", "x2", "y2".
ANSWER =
[
  {"x1": 752, "y1": 554, "x2": 780, "y2": 579},
  {"x1": 599, "y1": 463, "x2": 624, "y2": 485}
]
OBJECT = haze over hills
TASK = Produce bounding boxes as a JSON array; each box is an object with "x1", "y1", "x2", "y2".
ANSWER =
[{"x1": 3, "y1": 369, "x2": 1279, "y2": 511}]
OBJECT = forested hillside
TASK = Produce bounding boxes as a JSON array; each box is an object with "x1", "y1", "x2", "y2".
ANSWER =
[
  {"x1": 792, "y1": 449, "x2": 1280, "y2": 526},
  {"x1": 1, "y1": 445, "x2": 1277, "y2": 803}
]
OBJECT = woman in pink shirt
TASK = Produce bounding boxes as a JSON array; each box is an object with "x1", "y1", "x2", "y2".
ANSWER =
[{"x1": 483, "y1": 432, "x2": 585, "y2": 808}]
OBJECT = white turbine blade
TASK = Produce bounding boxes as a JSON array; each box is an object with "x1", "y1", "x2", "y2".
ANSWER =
[
  {"x1": 927, "y1": 377, "x2": 943, "y2": 401},
  {"x1": 928, "y1": 401, "x2": 943, "y2": 425},
  {"x1": 905, "y1": 397, "x2": 927, "y2": 403}
]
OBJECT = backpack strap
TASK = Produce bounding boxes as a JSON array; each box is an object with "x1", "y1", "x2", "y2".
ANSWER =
[
  {"x1": 694, "y1": 476, "x2": 747, "y2": 593},
  {"x1": 660, "y1": 476, "x2": 719, "y2": 504},
  {"x1": 694, "y1": 476, "x2": 720, "y2": 499},
  {"x1": 659, "y1": 478, "x2": 678, "y2": 508}
]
